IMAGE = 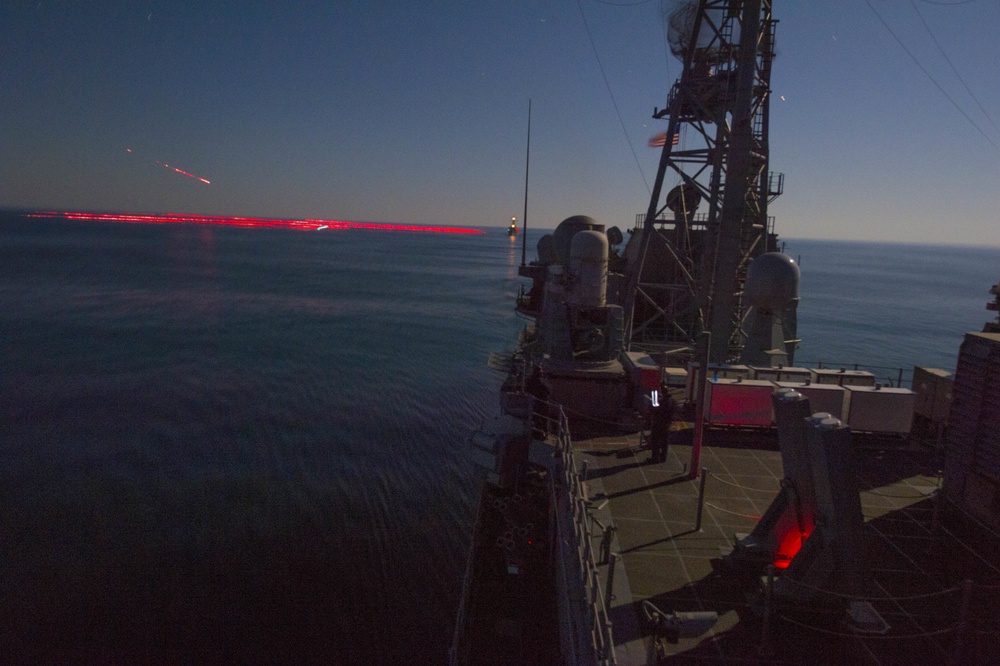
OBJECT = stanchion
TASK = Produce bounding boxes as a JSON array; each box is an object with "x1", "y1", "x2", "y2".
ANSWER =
[
  {"x1": 605, "y1": 552, "x2": 619, "y2": 603},
  {"x1": 689, "y1": 332, "x2": 710, "y2": 480},
  {"x1": 695, "y1": 467, "x2": 709, "y2": 532},
  {"x1": 931, "y1": 490, "x2": 942, "y2": 533},
  {"x1": 759, "y1": 564, "x2": 775, "y2": 658},
  {"x1": 599, "y1": 524, "x2": 617, "y2": 564},
  {"x1": 951, "y1": 578, "x2": 973, "y2": 665}
]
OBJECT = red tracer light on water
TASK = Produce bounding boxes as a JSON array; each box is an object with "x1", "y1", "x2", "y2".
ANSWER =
[{"x1": 27, "y1": 211, "x2": 484, "y2": 234}]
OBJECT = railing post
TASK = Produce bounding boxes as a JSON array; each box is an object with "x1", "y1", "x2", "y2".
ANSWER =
[
  {"x1": 695, "y1": 468, "x2": 709, "y2": 532},
  {"x1": 605, "y1": 552, "x2": 619, "y2": 603},
  {"x1": 690, "y1": 331, "x2": 710, "y2": 478},
  {"x1": 951, "y1": 578, "x2": 973, "y2": 665},
  {"x1": 600, "y1": 524, "x2": 617, "y2": 565},
  {"x1": 931, "y1": 490, "x2": 942, "y2": 534},
  {"x1": 551, "y1": 403, "x2": 618, "y2": 665},
  {"x1": 759, "y1": 564, "x2": 775, "y2": 658},
  {"x1": 591, "y1": 622, "x2": 601, "y2": 662}
]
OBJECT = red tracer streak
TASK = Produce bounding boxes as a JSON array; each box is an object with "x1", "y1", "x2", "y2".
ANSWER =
[{"x1": 27, "y1": 211, "x2": 485, "y2": 234}]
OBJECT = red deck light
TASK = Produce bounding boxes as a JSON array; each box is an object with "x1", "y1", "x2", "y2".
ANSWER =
[{"x1": 773, "y1": 523, "x2": 814, "y2": 570}]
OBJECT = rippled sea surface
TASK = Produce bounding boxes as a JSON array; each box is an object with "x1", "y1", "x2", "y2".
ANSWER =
[
  {"x1": 786, "y1": 238, "x2": 1000, "y2": 379},
  {"x1": 0, "y1": 212, "x2": 527, "y2": 663},
  {"x1": 2, "y1": 212, "x2": 997, "y2": 663}
]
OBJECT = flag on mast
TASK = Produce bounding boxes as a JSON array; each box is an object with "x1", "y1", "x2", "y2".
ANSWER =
[{"x1": 648, "y1": 130, "x2": 680, "y2": 147}]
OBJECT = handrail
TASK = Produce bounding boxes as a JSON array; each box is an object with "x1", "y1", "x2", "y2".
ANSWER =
[
  {"x1": 551, "y1": 407, "x2": 618, "y2": 666},
  {"x1": 448, "y1": 483, "x2": 488, "y2": 666},
  {"x1": 802, "y1": 360, "x2": 912, "y2": 388}
]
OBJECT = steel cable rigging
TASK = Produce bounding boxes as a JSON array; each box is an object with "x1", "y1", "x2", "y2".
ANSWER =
[{"x1": 864, "y1": 0, "x2": 1000, "y2": 154}]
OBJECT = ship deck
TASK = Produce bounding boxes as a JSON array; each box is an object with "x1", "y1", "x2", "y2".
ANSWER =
[{"x1": 574, "y1": 425, "x2": 1000, "y2": 665}]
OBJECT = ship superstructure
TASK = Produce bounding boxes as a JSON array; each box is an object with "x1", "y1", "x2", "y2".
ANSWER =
[
  {"x1": 451, "y1": 2, "x2": 999, "y2": 664},
  {"x1": 510, "y1": 0, "x2": 796, "y2": 433},
  {"x1": 624, "y1": 0, "x2": 785, "y2": 364}
]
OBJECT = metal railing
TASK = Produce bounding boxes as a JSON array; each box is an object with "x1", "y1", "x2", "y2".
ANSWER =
[
  {"x1": 448, "y1": 483, "x2": 487, "y2": 666},
  {"x1": 551, "y1": 407, "x2": 618, "y2": 666},
  {"x1": 804, "y1": 360, "x2": 911, "y2": 389}
]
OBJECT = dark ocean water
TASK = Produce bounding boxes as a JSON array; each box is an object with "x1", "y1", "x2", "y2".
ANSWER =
[
  {"x1": 1, "y1": 211, "x2": 997, "y2": 663},
  {"x1": 0, "y1": 212, "x2": 525, "y2": 664},
  {"x1": 785, "y1": 238, "x2": 1000, "y2": 380}
]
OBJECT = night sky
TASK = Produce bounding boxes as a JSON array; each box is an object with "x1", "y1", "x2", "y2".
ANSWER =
[{"x1": 2, "y1": 1, "x2": 998, "y2": 244}]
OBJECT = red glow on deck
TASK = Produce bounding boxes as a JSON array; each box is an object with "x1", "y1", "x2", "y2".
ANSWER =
[
  {"x1": 26, "y1": 211, "x2": 484, "y2": 234},
  {"x1": 773, "y1": 523, "x2": 814, "y2": 570}
]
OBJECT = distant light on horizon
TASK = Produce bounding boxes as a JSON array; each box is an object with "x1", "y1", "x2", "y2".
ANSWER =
[{"x1": 25, "y1": 211, "x2": 485, "y2": 234}]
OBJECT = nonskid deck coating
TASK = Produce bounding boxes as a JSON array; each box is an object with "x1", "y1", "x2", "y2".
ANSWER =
[{"x1": 571, "y1": 427, "x2": 1000, "y2": 665}]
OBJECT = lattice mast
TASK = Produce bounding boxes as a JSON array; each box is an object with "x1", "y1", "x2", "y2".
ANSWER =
[{"x1": 623, "y1": 0, "x2": 781, "y2": 363}]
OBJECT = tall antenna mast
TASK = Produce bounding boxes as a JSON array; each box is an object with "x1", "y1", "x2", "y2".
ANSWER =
[
  {"x1": 622, "y1": 0, "x2": 781, "y2": 363},
  {"x1": 521, "y1": 99, "x2": 531, "y2": 267}
]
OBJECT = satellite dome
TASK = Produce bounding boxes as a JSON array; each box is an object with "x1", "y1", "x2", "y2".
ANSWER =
[
  {"x1": 552, "y1": 215, "x2": 604, "y2": 265},
  {"x1": 570, "y1": 230, "x2": 609, "y2": 307},
  {"x1": 537, "y1": 234, "x2": 557, "y2": 265},
  {"x1": 666, "y1": 183, "x2": 702, "y2": 216},
  {"x1": 744, "y1": 252, "x2": 799, "y2": 311}
]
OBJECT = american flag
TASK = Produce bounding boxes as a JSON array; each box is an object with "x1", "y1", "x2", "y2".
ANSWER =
[{"x1": 648, "y1": 130, "x2": 680, "y2": 147}]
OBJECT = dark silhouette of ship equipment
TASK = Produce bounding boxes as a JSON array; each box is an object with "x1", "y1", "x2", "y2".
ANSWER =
[
  {"x1": 623, "y1": 0, "x2": 786, "y2": 365},
  {"x1": 452, "y1": 1, "x2": 1000, "y2": 664}
]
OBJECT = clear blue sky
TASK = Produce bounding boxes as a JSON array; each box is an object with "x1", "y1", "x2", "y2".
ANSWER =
[{"x1": 2, "y1": 1, "x2": 998, "y2": 244}]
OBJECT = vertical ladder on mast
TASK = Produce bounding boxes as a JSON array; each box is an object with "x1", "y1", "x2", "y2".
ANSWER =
[{"x1": 622, "y1": 0, "x2": 781, "y2": 364}]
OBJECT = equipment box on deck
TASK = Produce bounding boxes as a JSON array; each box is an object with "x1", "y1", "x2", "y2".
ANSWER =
[
  {"x1": 844, "y1": 385, "x2": 916, "y2": 434},
  {"x1": 624, "y1": 352, "x2": 661, "y2": 390},
  {"x1": 751, "y1": 366, "x2": 812, "y2": 383},
  {"x1": 912, "y1": 366, "x2": 953, "y2": 423},
  {"x1": 705, "y1": 378, "x2": 776, "y2": 426},
  {"x1": 811, "y1": 368, "x2": 875, "y2": 387},
  {"x1": 662, "y1": 366, "x2": 688, "y2": 389},
  {"x1": 687, "y1": 363, "x2": 751, "y2": 403},
  {"x1": 774, "y1": 381, "x2": 847, "y2": 422}
]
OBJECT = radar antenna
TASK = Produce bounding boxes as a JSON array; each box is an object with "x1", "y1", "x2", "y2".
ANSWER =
[{"x1": 623, "y1": 0, "x2": 782, "y2": 364}]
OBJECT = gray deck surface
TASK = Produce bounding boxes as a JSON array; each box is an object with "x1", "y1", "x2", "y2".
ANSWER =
[{"x1": 574, "y1": 427, "x2": 999, "y2": 665}]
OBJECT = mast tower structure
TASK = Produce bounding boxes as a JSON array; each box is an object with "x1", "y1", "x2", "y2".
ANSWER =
[{"x1": 622, "y1": 0, "x2": 782, "y2": 364}]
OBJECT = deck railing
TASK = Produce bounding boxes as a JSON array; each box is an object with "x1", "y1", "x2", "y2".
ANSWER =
[
  {"x1": 551, "y1": 408, "x2": 618, "y2": 666},
  {"x1": 448, "y1": 479, "x2": 487, "y2": 666}
]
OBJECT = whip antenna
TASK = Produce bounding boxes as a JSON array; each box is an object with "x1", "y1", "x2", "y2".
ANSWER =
[{"x1": 521, "y1": 100, "x2": 531, "y2": 267}]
